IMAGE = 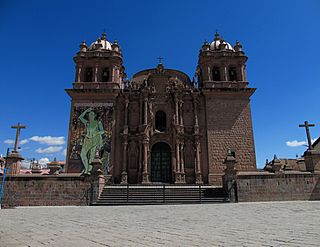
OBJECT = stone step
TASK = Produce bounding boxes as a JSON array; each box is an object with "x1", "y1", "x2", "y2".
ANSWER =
[{"x1": 94, "y1": 185, "x2": 229, "y2": 205}]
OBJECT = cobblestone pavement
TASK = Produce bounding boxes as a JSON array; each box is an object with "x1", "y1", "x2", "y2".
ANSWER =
[{"x1": 0, "y1": 201, "x2": 320, "y2": 247}]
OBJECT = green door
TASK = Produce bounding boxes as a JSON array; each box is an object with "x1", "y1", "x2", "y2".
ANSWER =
[{"x1": 151, "y1": 142, "x2": 172, "y2": 183}]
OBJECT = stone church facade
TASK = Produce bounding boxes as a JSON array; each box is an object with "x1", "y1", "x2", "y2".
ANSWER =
[{"x1": 65, "y1": 32, "x2": 256, "y2": 186}]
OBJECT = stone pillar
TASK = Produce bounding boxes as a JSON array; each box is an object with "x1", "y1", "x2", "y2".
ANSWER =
[
  {"x1": 114, "y1": 66, "x2": 120, "y2": 83},
  {"x1": 180, "y1": 143, "x2": 186, "y2": 183},
  {"x1": 124, "y1": 98, "x2": 129, "y2": 126},
  {"x1": 241, "y1": 65, "x2": 246, "y2": 81},
  {"x1": 138, "y1": 142, "x2": 142, "y2": 182},
  {"x1": 171, "y1": 149, "x2": 176, "y2": 174},
  {"x1": 76, "y1": 65, "x2": 82, "y2": 82},
  {"x1": 193, "y1": 101, "x2": 199, "y2": 127},
  {"x1": 195, "y1": 141, "x2": 203, "y2": 184},
  {"x1": 121, "y1": 140, "x2": 128, "y2": 184},
  {"x1": 142, "y1": 140, "x2": 150, "y2": 184},
  {"x1": 144, "y1": 98, "x2": 148, "y2": 125},
  {"x1": 224, "y1": 66, "x2": 228, "y2": 81},
  {"x1": 94, "y1": 64, "x2": 99, "y2": 82},
  {"x1": 208, "y1": 66, "x2": 212, "y2": 81},
  {"x1": 175, "y1": 98, "x2": 179, "y2": 124},
  {"x1": 6, "y1": 151, "x2": 23, "y2": 175},
  {"x1": 304, "y1": 149, "x2": 320, "y2": 172},
  {"x1": 179, "y1": 101, "x2": 183, "y2": 125},
  {"x1": 140, "y1": 99, "x2": 143, "y2": 125},
  {"x1": 176, "y1": 142, "x2": 180, "y2": 173},
  {"x1": 223, "y1": 150, "x2": 238, "y2": 203},
  {"x1": 112, "y1": 65, "x2": 115, "y2": 82}
]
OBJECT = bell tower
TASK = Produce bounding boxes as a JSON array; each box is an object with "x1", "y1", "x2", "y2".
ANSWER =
[
  {"x1": 74, "y1": 31, "x2": 125, "y2": 88},
  {"x1": 65, "y1": 32, "x2": 125, "y2": 174},
  {"x1": 197, "y1": 32, "x2": 247, "y2": 88},
  {"x1": 197, "y1": 32, "x2": 256, "y2": 186}
]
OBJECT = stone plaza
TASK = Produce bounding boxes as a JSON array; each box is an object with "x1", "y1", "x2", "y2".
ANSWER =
[{"x1": 1, "y1": 201, "x2": 320, "y2": 246}]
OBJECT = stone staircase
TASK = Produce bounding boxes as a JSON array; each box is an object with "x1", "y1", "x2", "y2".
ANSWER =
[{"x1": 92, "y1": 185, "x2": 230, "y2": 205}]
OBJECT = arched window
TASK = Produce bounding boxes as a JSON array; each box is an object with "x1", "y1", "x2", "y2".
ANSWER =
[
  {"x1": 84, "y1": 67, "x2": 93, "y2": 82},
  {"x1": 155, "y1": 111, "x2": 166, "y2": 132},
  {"x1": 101, "y1": 68, "x2": 110, "y2": 82},
  {"x1": 229, "y1": 67, "x2": 237, "y2": 81},
  {"x1": 212, "y1": 67, "x2": 220, "y2": 81}
]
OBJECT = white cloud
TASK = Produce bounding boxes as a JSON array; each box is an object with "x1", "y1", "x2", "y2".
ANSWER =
[
  {"x1": 286, "y1": 138, "x2": 318, "y2": 147},
  {"x1": 21, "y1": 160, "x2": 31, "y2": 169},
  {"x1": 30, "y1": 136, "x2": 65, "y2": 145},
  {"x1": 286, "y1": 140, "x2": 306, "y2": 147},
  {"x1": 20, "y1": 139, "x2": 29, "y2": 145},
  {"x1": 4, "y1": 139, "x2": 14, "y2": 145},
  {"x1": 38, "y1": 157, "x2": 50, "y2": 165},
  {"x1": 35, "y1": 146, "x2": 63, "y2": 154},
  {"x1": 62, "y1": 148, "x2": 67, "y2": 157}
]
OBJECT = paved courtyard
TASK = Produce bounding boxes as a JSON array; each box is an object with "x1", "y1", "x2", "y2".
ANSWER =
[{"x1": 0, "y1": 201, "x2": 320, "y2": 247}]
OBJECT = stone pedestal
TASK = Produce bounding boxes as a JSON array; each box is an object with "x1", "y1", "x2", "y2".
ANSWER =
[
  {"x1": 91, "y1": 155, "x2": 103, "y2": 176},
  {"x1": 6, "y1": 151, "x2": 23, "y2": 175},
  {"x1": 223, "y1": 150, "x2": 238, "y2": 202},
  {"x1": 304, "y1": 149, "x2": 320, "y2": 172},
  {"x1": 121, "y1": 171, "x2": 128, "y2": 184},
  {"x1": 195, "y1": 172, "x2": 203, "y2": 184},
  {"x1": 142, "y1": 172, "x2": 150, "y2": 184},
  {"x1": 175, "y1": 172, "x2": 186, "y2": 184}
]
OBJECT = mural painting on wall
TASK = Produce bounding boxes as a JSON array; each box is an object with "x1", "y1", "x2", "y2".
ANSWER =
[{"x1": 69, "y1": 104, "x2": 113, "y2": 175}]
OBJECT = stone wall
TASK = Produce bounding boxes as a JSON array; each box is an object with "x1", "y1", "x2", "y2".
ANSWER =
[
  {"x1": 236, "y1": 172, "x2": 320, "y2": 202},
  {"x1": 205, "y1": 95, "x2": 256, "y2": 186},
  {"x1": 1, "y1": 174, "x2": 93, "y2": 208}
]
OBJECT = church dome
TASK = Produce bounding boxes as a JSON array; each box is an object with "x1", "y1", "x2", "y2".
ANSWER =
[
  {"x1": 88, "y1": 32, "x2": 112, "y2": 51},
  {"x1": 210, "y1": 32, "x2": 234, "y2": 51}
]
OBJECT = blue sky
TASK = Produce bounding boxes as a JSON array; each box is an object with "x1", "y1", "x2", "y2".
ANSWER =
[{"x1": 0, "y1": 0, "x2": 319, "y2": 167}]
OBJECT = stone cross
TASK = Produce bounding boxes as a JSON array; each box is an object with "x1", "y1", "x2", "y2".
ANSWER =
[
  {"x1": 299, "y1": 121, "x2": 315, "y2": 150},
  {"x1": 157, "y1": 56, "x2": 163, "y2": 64},
  {"x1": 11, "y1": 122, "x2": 26, "y2": 152}
]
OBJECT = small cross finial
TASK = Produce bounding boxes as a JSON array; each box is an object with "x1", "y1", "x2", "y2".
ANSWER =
[
  {"x1": 102, "y1": 29, "x2": 107, "y2": 40},
  {"x1": 157, "y1": 56, "x2": 164, "y2": 64},
  {"x1": 299, "y1": 120, "x2": 315, "y2": 150},
  {"x1": 214, "y1": 30, "x2": 220, "y2": 40}
]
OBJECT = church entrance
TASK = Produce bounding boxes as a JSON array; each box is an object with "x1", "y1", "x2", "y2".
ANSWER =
[{"x1": 151, "y1": 142, "x2": 172, "y2": 183}]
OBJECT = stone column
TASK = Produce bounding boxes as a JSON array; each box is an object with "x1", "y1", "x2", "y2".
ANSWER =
[
  {"x1": 179, "y1": 101, "x2": 183, "y2": 125},
  {"x1": 176, "y1": 142, "x2": 180, "y2": 173},
  {"x1": 144, "y1": 98, "x2": 148, "y2": 125},
  {"x1": 224, "y1": 66, "x2": 228, "y2": 81},
  {"x1": 140, "y1": 99, "x2": 143, "y2": 125},
  {"x1": 124, "y1": 98, "x2": 129, "y2": 126},
  {"x1": 180, "y1": 143, "x2": 185, "y2": 174},
  {"x1": 121, "y1": 140, "x2": 128, "y2": 184},
  {"x1": 175, "y1": 141, "x2": 182, "y2": 184},
  {"x1": 142, "y1": 140, "x2": 150, "y2": 184},
  {"x1": 94, "y1": 64, "x2": 99, "y2": 82},
  {"x1": 115, "y1": 66, "x2": 119, "y2": 83},
  {"x1": 208, "y1": 66, "x2": 212, "y2": 81},
  {"x1": 112, "y1": 65, "x2": 115, "y2": 82},
  {"x1": 175, "y1": 97, "x2": 179, "y2": 124},
  {"x1": 195, "y1": 141, "x2": 203, "y2": 184},
  {"x1": 180, "y1": 143, "x2": 186, "y2": 183},
  {"x1": 76, "y1": 65, "x2": 82, "y2": 82},
  {"x1": 241, "y1": 65, "x2": 246, "y2": 81},
  {"x1": 121, "y1": 98, "x2": 129, "y2": 184},
  {"x1": 138, "y1": 142, "x2": 142, "y2": 182}
]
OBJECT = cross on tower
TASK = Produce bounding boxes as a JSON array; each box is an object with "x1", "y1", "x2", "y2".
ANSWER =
[
  {"x1": 299, "y1": 121, "x2": 315, "y2": 150},
  {"x1": 157, "y1": 56, "x2": 164, "y2": 64},
  {"x1": 11, "y1": 122, "x2": 26, "y2": 152}
]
